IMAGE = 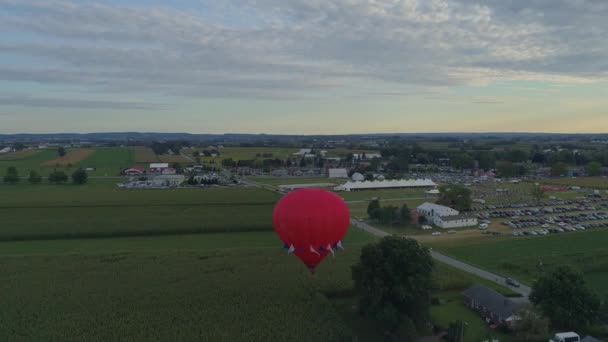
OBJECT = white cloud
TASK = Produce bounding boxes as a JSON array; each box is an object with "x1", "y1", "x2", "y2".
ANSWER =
[{"x1": 0, "y1": 0, "x2": 606, "y2": 103}]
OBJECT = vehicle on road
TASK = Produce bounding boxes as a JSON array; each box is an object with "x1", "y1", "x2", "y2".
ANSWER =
[
  {"x1": 432, "y1": 232, "x2": 441, "y2": 236},
  {"x1": 505, "y1": 278, "x2": 521, "y2": 287}
]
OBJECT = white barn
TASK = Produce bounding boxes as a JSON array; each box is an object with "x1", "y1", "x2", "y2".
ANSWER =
[{"x1": 417, "y1": 202, "x2": 478, "y2": 229}]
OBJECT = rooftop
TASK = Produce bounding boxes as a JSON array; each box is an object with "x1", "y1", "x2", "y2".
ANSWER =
[{"x1": 463, "y1": 284, "x2": 523, "y2": 319}]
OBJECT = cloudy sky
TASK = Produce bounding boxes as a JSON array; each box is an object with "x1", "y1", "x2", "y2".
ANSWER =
[{"x1": 1, "y1": 0, "x2": 607, "y2": 134}]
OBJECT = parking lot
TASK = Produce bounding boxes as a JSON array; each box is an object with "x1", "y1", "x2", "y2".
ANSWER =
[{"x1": 474, "y1": 198, "x2": 608, "y2": 237}]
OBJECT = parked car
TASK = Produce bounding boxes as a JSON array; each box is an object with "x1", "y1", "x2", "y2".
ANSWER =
[{"x1": 505, "y1": 278, "x2": 521, "y2": 287}]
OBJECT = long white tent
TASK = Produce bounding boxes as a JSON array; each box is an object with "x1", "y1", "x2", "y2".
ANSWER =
[{"x1": 335, "y1": 179, "x2": 437, "y2": 191}]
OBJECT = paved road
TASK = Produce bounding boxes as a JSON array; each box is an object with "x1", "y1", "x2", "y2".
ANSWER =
[{"x1": 350, "y1": 218, "x2": 532, "y2": 298}]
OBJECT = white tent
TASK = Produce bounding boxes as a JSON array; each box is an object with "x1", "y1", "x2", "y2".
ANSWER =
[{"x1": 335, "y1": 179, "x2": 437, "y2": 191}]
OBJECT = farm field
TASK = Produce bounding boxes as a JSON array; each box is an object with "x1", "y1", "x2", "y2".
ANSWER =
[
  {"x1": 541, "y1": 177, "x2": 608, "y2": 189},
  {"x1": 0, "y1": 229, "x2": 371, "y2": 341},
  {"x1": 133, "y1": 146, "x2": 159, "y2": 163},
  {"x1": 0, "y1": 149, "x2": 58, "y2": 174},
  {"x1": 0, "y1": 149, "x2": 39, "y2": 161},
  {"x1": 42, "y1": 148, "x2": 95, "y2": 166},
  {"x1": 158, "y1": 154, "x2": 191, "y2": 163},
  {"x1": 0, "y1": 226, "x2": 515, "y2": 341},
  {"x1": 78, "y1": 147, "x2": 134, "y2": 176},
  {"x1": 429, "y1": 229, "x2": 608, "y2": 297},
  {"x1": 0, "y1": 183, "x2": 280, "y2": 241},
  {"x1": 188, "y1": 146, "x2": 299, "y2": 161}
]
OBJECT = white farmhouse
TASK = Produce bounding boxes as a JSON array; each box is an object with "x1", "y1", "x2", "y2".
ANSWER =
[{"x1": 417, "y1": 202, "x2": 478, "y2": 229}]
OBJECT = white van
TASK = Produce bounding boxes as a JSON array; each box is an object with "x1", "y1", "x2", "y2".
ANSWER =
[{"x1": 549, "y1": 332, "x2": 580, "y2": 342}]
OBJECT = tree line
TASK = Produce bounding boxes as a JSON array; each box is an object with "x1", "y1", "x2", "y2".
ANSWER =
[{"x1": 3, "y1": 167, "x2": 88, "y2": 185}]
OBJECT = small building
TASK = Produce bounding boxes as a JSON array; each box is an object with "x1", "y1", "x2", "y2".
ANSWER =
[
  {"x1": 272, "y1": 169, "x2": 289, "y2": 177},
  {"x1": 417, "y1": 203, "x2": 459, "y2": 220},
  {"x1": 293, "y1": 149, "x2": 312, "y2": 156},
  {"x1": 352, "y1": 172, "x2": 365, "y2": 181},
  {"x1": 149, "y1": 163, "x2": 170, "y2": 172},
  {"x1": 352, "y1": 153, "x2": 381, "y2": 160},
  {"x1": 463, "y1": 284, "x2": 524, "y2": 328},
  {"x1": 328, "y1": 168, "x2": 349, "y2": 178},
  {"x1": 123, "y1": 166, "x2": 145, "y2": 176},
  {"x1": 161, "y1": 167, "x2": 176, "y2": 175},
  {"x1": 150, "y1": 174, "x2": 185, "y2": 187},
  {"x1": 417, "y1": 202, "x2": 477, "y2": 228},
  {"x1": 434, "y1": 214, "x2": 478, "y2": 229},
  {"x1": 0, "y1": 147, "x2": 12, "y2": 154}
]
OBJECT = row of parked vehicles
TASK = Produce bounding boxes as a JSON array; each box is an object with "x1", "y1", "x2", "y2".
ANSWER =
[
  {"x1": 472, "y1": 197, "x2": 608, "y2": 212},
  {"x1": 505, "y1": 211, "x2": 608, "y2": 229},
  {"x1": 512, "y1": 221, "x2": 608, "y2": 236}
]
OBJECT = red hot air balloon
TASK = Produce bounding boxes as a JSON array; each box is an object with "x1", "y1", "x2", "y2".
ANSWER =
[{"x1": 273, "y1": 188, "x2": 350, "y2": 273}]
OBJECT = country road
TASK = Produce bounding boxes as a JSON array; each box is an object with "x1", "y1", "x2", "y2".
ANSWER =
[{"x1": 349, "y1": 218, "x2": 532, "y2": 298}]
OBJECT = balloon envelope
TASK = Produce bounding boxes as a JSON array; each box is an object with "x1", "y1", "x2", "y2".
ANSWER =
[{"x1": 273, "y1": 188, "x2": 350, "y2": 272}]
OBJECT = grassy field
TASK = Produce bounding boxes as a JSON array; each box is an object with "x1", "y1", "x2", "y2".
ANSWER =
[
  {"x1": 430, "y1": 229, "x2": 608, "y2": 297},
  {"x1": 0, "y1": 149, "x2": 58, "y2": 174},
  {"x1": 0, "y1": 149, "x2": 39, "y2": 161},
  {"x1": 0, "y1": 226, "x2": 517, "y2": 341},
  {"x1": 78, "y1": 147, "x2": 135, "y2": 176},
  {"x1": 541, "y1": 177, "x2": 608, "y2": 189},
  {"x1": 158, "y1": 154, "x2": 191, "y2": 163},
  {"x1": 187, "y1": 147, "x2": 299, "y2": 161},
  {"x1": 133, "y1": 146, "x2": 160, "y2": 163},
  {"x1": 0, "y1": 229, "x2": 374, "y2": 341},
  {"x1": 0, "y1": 182, "x2": 280, "y2": 241}
]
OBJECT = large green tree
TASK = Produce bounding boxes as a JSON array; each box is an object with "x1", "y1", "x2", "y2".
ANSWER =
[
  {"x1": 352, "y1": 236, "x2": 434, "y2": 339},
  {"x1": 367, "y1": 199, "x2": 380, "y2": 218},
  {"x1": 587, "y1": 161, "x2": 602, "y2": 177},
  {"x1": 437, "y1": 184, "x2": 472, "y2": 211},
  {"x1": 28, "y1": 170, "x2": 42, "y2": 184},
  {"x1": 530, "y1": 265, "x2": 600, "y2": 330},
  {"x1": 57, "y1": 147, "x2": 66, "y2": 157},
  {"x1": 71, "y1": 168, "x2": 88, "y2": 185},
  {"x1": 531, "y1": 185, "x2": 545, "y2": 205},
  {"x1": 3, "y1": 166, "x2": 19, "y2": 184},
  {"x1": 551, "y1": 162, "x2": 569, "y2": 177}
]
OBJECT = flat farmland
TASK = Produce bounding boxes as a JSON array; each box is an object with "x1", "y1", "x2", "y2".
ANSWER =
[
  {"x1": 78, "y1": 147, "x2": 134, "y2": 176},
  {"x1": 158, "y1": 154, "x2": 191, "y2": 163},
  {"x1": 541, "y1": 177, "x2": 608, "y2": 189},
  {"x1": 0, "y1": 149, "x2": 40, "y2": 161},
  {"x1": 133, "y1": 146, "x2": 159, "y2": 163},
  {"x1": 187, "y1": 146, "x2": 299, "y2": 161},
  {"x1": 42, "y1": 148, "x2": 95, "y2": 167},
  {"x1": 0, "y1": 227, "x2": 515, "y2": 341},
  {"x1": 429, "y1": 229, "x2": 608, "y2": 297},
  {"x1": 0, "y1": 229, "x2": 375, "y2": 341},
  {"x1": 0, "y1": 184, "x2": 280, "y2": 241},
  {"x1": 0, "y1": 149, "x2": 57, "y2": 173}
]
